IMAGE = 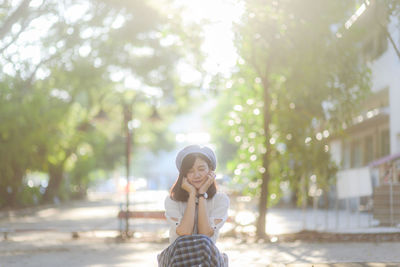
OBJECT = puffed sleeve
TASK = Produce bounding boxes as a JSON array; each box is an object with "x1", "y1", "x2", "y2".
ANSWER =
[
  {"x1": 164, "y1": 196, "x2": 182, "y2": 243},
  {"x1": 209, "y1": 192, "x2": 230, "y2": 242}
]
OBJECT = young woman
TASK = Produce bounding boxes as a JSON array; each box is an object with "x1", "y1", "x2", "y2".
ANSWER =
[{"x1": 158, "y1": 145, "x2": 230, "y2": 267}]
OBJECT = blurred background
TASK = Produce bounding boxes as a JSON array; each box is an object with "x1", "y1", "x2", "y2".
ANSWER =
[{"x1": 1, "y1": 0, "x2": 400, "y2": 239}]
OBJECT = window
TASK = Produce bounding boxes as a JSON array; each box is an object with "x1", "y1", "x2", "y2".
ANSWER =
[
  {"x1": 364, "y1": 135, "x2": 374, "y2": 164},
  {"x1": 343, "y1": 141, "x2": 351, "y2": 169},
  {"x1": 380, "y1": 129, "x2": 390, "y2": 157},
  {"x1": 351, "y1": 140, "x2": 363, "y2": 168}
]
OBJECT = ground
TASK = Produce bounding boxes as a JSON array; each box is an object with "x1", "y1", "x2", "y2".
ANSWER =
[
  {"x1": 1, "y1": 191, "x2": 400, "y2": 266},
  {"x1": 2, "y1": 233, "x2": 400, "y2": 266}
]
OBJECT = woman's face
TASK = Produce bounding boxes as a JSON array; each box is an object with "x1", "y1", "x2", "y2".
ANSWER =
[{"x1": 185, "y1": 157, "x2": 210, "y2": 189}]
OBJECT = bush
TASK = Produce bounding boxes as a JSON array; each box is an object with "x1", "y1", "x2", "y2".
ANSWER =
[{"x1": 16, "y1": 186, "x2": 42, "y2": 207}]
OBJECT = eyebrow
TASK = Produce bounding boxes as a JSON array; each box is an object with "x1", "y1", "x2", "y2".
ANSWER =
[{"x1": 189, "y1": 164, "x2": 207, "y2": 170}]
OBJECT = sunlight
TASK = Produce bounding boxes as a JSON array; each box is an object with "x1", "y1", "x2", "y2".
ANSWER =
[
  {"x1": 345, "y1": 1, "x2": 370, "y2": 29},
  {"x1": 175, "y1": 0, "x2": 244, "y2": 75},
  {"x1": 64, "y1": 3, "x2": 90, "y2": 24},
  {"x1": 175, "y1": 132, "x2": 211, "y2": 144}
]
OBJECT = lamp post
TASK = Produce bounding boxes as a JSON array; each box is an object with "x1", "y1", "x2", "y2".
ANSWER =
[
  {"x1": 121, "y1": 94, "x2": 161, "y2": 238},
  {"x1": 123, "y1": 103, "x2": 133, "y2": 237}
]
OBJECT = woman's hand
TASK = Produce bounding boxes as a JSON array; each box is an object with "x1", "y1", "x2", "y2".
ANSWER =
[
  {"x1": 198, "y1": 171, "x2": 215, "y2": 194},
  {"x1": 182, "y1": 177, "x2": 197, "y2": 195}
]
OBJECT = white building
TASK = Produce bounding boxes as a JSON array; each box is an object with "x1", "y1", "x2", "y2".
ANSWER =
[{"x1": 330, "y1": 2, "x2": 400, "y2": 225}]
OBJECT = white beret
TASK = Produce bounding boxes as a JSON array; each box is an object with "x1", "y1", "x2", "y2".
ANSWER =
[{"x1": 175, "y1": 145, "x2": 216, "y2": 171}]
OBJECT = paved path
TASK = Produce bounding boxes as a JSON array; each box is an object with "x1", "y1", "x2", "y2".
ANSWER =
[
  {"x1": 2, "y1": 233, "x2": 400, "y2": 266},
  {"x1": 2, "y1": 191, "x2": 399, "y2": 236},
  {"x1": 1, "y1": 191, "x2": 400, "y2": 266}
]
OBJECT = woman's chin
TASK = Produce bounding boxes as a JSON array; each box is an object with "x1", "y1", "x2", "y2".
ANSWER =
[{"x1": 191, "y1": 182, "x2": 203, "y2": 189}]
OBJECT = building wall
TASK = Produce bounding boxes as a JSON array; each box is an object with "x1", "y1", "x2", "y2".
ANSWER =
[
  {"x1": 330, "y1": 140, "x2": 342, "y2": 166},
  {"x1": 339, "y1": 120, "x2": 389, "y2": 170},
  {"x1": 369, "y1": 18, "x2": 400, "y2": 155}
]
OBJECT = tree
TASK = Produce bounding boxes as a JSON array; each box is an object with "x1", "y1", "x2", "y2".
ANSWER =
[
  {"x1": 213, "y1": 0, "x2": 371, "y2": 239},
  {"x1": 0, "y1": 0, "x2": 204, "y2": 206},
  {"x1": 376, "y1": 0, "x2": 400, "y2": 59}
]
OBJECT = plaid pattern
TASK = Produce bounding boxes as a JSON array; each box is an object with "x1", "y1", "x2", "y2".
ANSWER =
[{"x1": 158, "y1": 234, "x2": 227, "y2": 267}]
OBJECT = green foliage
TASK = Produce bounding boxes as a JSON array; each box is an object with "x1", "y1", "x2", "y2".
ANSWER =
[
  {"x1": 16, "y1": 186, "x2": 42, "y2": 207},
  {"x1": 0, "y1": 0, "x2": 204, "y2": 207},
  {"x1": 212, "y1": 0, "x2": 372, "y2": 211}
]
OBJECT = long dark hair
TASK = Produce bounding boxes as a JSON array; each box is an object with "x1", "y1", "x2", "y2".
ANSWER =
[{"x1": 170, "y1": 153, "x2": 217, "y2": 202}]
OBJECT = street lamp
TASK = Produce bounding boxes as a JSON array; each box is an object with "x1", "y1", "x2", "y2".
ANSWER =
[
  {"x1": 93, "y1": 109, "x2": 109, "y2": 123},
  {"x1": 149, "y1": 106, "x2": 162, "y2": 122},
  {"x1": 121, "y1": 94, "x2": 162, "y2": 238},
  {"x1": 123, "y1": 103, "x2": 133, "y2": 238}
]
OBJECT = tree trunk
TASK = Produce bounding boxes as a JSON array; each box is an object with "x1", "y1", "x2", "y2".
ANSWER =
[
  {"x1": 375, "y1": 7, "x2": 400, "y2": 60},
  {"x1": 256, "y1": 76, "x2": 272, "y2": 239},
  {"x1": 43, "y1": 163, "x2": 64, "y2": 203},
  {"x1": 4, "y1": 166, "x2": 24, "y2": 208},
  {"x1": 256, "y1": 151, "x2": 271, "y2": 239},
  {"x1": 6, "y1": 163, "x2": 25, "y2": 207},
  {"x1": 6, "y1": 184, "x2": 18, "y2": 208}
]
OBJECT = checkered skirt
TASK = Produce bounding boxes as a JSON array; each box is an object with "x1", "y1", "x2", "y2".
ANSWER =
[{"x1": 157, "y1": 234, "x2": 227, "y2": 267}]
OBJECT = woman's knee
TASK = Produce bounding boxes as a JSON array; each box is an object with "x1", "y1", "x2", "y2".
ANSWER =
[{"x1": 176, "y1": 234, "x2": 212, "y2": 243}]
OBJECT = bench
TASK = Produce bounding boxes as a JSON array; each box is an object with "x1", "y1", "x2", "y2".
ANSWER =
[
  {"x1": 0, "y1": 228, "x2": 13, "y2": 240},
  {"x1": 118, "y1": 210, "x2": 234, "y2": 221},
  {"x1": 0, "y1": 228, "x2": 81, "y2": 240},
  {"x1": 118, "y1": 210, "x2": 166, "y2": 220},
  {"x1": 117, "y1": 210, "x2": 234, "y2": 233}
]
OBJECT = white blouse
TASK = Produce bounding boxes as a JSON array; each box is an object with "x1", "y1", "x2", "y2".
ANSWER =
[{"x1": 164, "y1": 192, "x2": 230, "y2": 244}]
